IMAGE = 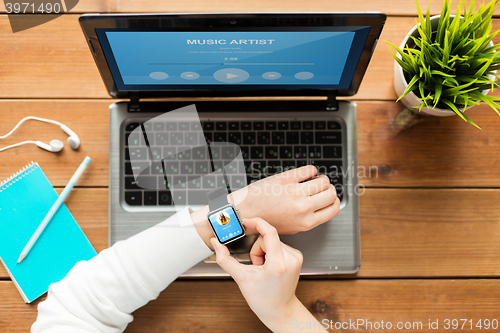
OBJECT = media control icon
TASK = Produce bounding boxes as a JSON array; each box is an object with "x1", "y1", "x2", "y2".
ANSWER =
[
  {"x1": 213, "y1": 68, "x2": 250, "y2": 83},
  {"x1": 149, "y1": 72, "x2": 169, "y2": 80},
  {"x1": 262, "y1": 72, "x2": 281, "y2": 80},
  {"x1": 294, "y1": 71, "x2": 314, "y2": 80},
  {"x1": 181, "y1": 72, "x2": 200, "y2": 80}
]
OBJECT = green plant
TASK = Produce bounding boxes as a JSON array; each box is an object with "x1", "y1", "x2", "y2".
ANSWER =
[{"x1": 387, "y1": 0, "x2": 500, "y2": 128}]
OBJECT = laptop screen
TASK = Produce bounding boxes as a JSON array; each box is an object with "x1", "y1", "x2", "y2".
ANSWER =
[{"x1": 96, "y1": 28, "x2": 370, "y2": 91}]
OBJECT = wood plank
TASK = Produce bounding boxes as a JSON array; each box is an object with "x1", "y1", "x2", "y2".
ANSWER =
[
  {"x1": 0, "y1": 100, "x2": 109, "y2": 187},
  {"x1": 0, "y1": 1, "x2": 109, "y2": 13},
  {"x1": 358, "y1": 189, "x2": 500, "y2": 277},
  {"x1": 130, "y1": 279, "x2": 500, "y2": 333},
  {"x1": 0, "y1": 15, "x2": 109, "y2": 99},
  {"x1": 2, "y1": 100, "x2": 500, "y2": 188},
  {"x1": 2, "y1": 0, "x2": 496, "y2": 16},
  {"x1": 0, "y1": 188, "x2": 108, "y2": 278},
  {"x1": 1, "y1": 188, "x2": 499, "y2": 279},
  {"x1": 1, "y1": 14, "x2": 500, "y2": 100},
  {"x1": 356, "y1": 101, "x2": 500, "y2": 187},
  {"x1": 106, "y1": 0, "x2": 500, "y2": 17},
  {"x1": 1, "y1": 279, "x2": 498, "y2": 332}
]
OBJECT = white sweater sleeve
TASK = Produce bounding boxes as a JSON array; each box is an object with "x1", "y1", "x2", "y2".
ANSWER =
[{"x1": 31, "y1": 207, "x2": 213, "y2": 333}]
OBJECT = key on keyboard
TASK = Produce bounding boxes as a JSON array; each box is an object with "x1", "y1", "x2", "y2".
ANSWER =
[{"x1": 123, "y1": 119, "x2": 344, "y2": 206}]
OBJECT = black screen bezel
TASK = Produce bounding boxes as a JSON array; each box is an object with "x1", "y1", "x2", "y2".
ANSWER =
[{"x1": 79, "y1": 13, "x2": 386, "y2": 99}]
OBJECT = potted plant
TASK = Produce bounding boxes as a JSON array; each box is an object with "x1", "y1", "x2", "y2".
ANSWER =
[{"x1": 387, "y1": 0, "x2": 500, "y2": 128}]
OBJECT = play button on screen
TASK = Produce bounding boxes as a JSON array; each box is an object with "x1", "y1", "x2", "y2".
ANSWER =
[{"x1": 213, "y1": 68, "x2": 250, "y2": 83}]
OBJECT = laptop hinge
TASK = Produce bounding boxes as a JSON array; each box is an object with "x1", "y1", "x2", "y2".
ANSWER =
[
  {"x1": 128, "y1": 93, "x2": 140, "y2": 112},
  {"x1": 326, "y1": 91, "x2": 339, "y2": 111}
]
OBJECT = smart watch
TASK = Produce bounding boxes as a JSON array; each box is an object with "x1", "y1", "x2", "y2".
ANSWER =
[{"x1": 206, "y1": 186, "x2": 245, "y2": 245}]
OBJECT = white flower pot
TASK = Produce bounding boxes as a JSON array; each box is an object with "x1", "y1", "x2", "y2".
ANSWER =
[{"x1": 393, "y1": 15, "x2": 494, "y2": 117}]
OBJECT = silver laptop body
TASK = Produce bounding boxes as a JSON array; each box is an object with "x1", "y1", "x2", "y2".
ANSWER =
[{"x1": 80, "y1": 12, "x2": 386, "y2": 275}]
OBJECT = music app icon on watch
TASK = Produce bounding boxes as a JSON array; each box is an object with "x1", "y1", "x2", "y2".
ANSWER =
[{"x1": 208, "y1": 205, "x2": 244, "y2": 243}]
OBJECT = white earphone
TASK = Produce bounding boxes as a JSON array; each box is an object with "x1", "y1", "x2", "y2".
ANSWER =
[{"x1": 0, "y1": 117, "x2": 80, "y2": 153}]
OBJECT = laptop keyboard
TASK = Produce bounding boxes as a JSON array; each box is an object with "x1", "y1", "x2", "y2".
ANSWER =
[{"x1": 123, "y1": 119, "x2": 344, "y2": 206}]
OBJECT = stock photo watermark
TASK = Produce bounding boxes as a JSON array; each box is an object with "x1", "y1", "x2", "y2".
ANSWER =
[
  {"x1": 245, "y1": 161, "x2": 379, "y2": 198},
  {"x1": 4, "y1": 0, "x2": 78, "y2": 33},
  {"x1": 290, "y1": 318, "x2": 500, "y2": 330},
  {"x1": 126, "y1": 104, "x2": 380, "y2": 217}
]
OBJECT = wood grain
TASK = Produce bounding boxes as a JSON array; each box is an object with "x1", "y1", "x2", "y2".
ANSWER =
[
  {"x1": 2, "y1": 0, "x2": 500, "y2": 16},
  {"x1": 1, "y1": 1, "x2": 499, "y2": 332},
  {"x1": 2, "y1": 188, "x2": 499, "y2": 279},
  {"x1": 358, "y1": 189, "x2": 500, "y2": 277},
  {"x1": 1, "y1": 279, "x2": 498, "y2": 332},
  {"x1": 356, "y1": 101, "x2": 500, "y2": 187},
  {"x1": 1, "y1": 14, "x2": 499, "y2": 100},
  {"x1": 106, "y1": 0, "x2": 500, "y2": 17},
  {"x1": 0, "y1": 100, "x2": 109, "y2": 187},
  {"x1": 2, "y1": 100, "x2": 500, "y2": 188},
  {"x1": 0, "y1": 15, "x2": 108, "y2": 99},
  {"x1": 0, "y1": 1, "x2": 109, "y2": 13}
]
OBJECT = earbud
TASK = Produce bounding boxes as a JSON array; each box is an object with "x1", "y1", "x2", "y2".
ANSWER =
[
  {"x1": 60, "y1": 124, "x2": 81, "y2": 149},
  {"x1": 0, "y1": 116, "x2": 81, "y2": 153},
  {"x1": 36, "y1": 140, "x2": 64, "y2": 152},
  {"x1": 0, "y1": 139, "x2": 64, "y2": 153}
]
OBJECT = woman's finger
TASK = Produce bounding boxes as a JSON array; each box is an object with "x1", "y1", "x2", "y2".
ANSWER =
[
  {"x1": 308, "y1": 184, "x2": 337, "y2": 210},
  {"x1": 282, "y1": 165, "x2": 317, "y2": 183},
  {"x1": 211, "y1": 238, "x2": 245, "y2": 280},
  {"x1": 249, "y1": 236, "x2": 266, "y2": 266},
  {"x1": 300, "y1": 174, "x2": 331, "y2": 196},
  {"x1": 251, "y1": 236, "x2": 302, "y2": 270},
  {"x1": 313, "y1": 197, "x2": 340, "y2": 225},
  {"x1": 243, "y1": 218, "x2": 284, "y2": 265}
]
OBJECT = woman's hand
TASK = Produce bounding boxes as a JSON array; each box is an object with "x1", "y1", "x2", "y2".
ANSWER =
[
  {"x1": 191, "y1": 165, "x2": 340, "y2": 251},
  {"x1": 211, "y1": 217, "x2": 328, "y2": 333},
  {"x1": 231, "y1": 165, "x2": 340, "y2": 234}
]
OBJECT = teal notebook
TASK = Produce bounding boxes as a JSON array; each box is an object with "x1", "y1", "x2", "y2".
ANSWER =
[{"x1": 0, "y1": 162, "x2": 97, "y2": 303}]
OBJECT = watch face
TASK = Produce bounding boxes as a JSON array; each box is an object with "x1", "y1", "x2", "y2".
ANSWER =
[{"x1": 208, "y1": 205, "x2": 245, "y2": 244}]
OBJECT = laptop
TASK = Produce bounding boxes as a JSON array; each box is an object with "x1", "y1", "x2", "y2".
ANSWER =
[{"x1": 79, "y1": 13, "x2": 386, "y2": 276}]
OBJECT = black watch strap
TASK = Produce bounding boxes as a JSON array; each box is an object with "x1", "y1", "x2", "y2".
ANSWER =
[{"x1": 207, "y1": 186, "x2": 229, "y2": 212}]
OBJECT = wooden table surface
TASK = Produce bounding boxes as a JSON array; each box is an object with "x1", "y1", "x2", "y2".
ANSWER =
[{"x1": 1, "y1": 1, "x2": 499, "y2": 332}]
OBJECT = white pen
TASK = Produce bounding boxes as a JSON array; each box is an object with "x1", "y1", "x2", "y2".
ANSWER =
[{"x1": 17, "y1": 156, "x2": 91, "y2": 264}]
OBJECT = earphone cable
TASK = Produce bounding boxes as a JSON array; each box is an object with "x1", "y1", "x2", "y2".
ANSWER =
[
  {"x1": 0, "y1": 141, "x2": 38, "y2": 152},
  {"x1": 0, "y1": 117, "x2": 62, "y2": 139}
]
